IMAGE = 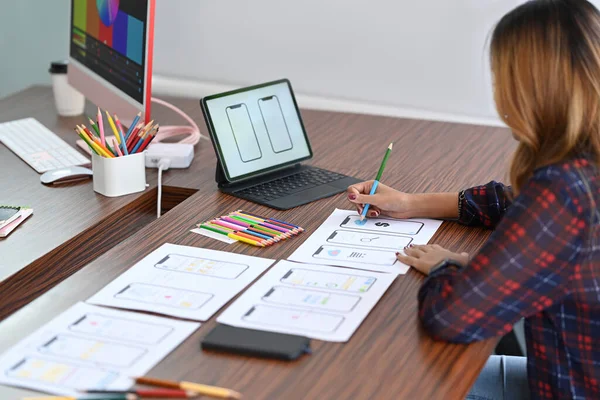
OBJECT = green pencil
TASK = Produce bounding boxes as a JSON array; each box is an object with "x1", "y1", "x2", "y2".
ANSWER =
[
  {"x1": 88, "y1": 118, "x2": 116, "y2": 155},
  {"x1": 75, "y1": 129, "x2": 99, "y2": 155},
  {"x1": 361, "y1": 142, "x2": 394, "y2": 220}
]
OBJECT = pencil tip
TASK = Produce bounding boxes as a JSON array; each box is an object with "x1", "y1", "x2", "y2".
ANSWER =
[{"x1": 389, "y1": 142, "x2": 393, "y2": 149}]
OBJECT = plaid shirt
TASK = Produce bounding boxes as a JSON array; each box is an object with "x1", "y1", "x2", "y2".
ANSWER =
[{"x1": 418, "y1": 158, "x2": 600, "y2": 399}]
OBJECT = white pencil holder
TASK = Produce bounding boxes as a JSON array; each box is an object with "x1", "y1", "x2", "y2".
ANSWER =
[{"x1": 92, "y1": 152, "x2": 147, "y2": 197}]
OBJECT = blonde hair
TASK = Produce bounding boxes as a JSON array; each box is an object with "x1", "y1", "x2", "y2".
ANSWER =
[{"x1": 491, "y1": 0, "x2": 600, "y2": 194}]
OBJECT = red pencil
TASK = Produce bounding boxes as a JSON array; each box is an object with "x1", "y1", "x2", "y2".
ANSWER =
[
  {"x1": 126, "y1": 125, "x2": 142, "y2": 149},
  {"x1": 137, "y1": 126, "x2": 159, "y2": 153}
]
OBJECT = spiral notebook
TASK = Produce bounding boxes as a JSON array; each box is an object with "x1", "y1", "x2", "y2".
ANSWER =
[{"x1": 0, "y1": 206, "x2": 33, "y2": 237}]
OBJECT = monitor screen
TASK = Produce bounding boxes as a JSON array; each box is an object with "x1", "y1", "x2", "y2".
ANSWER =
[
  {"x1": 203, "y1": 80, "x2": 313, "y2": 182},
  {"x1": 70, "y1": 0, "x2": 148, "y2": 104}
]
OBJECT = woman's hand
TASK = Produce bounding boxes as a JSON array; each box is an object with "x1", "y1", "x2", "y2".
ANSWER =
[
  {"x1": 397, "y1": 244, "x2": 469, "y2": 275},
  {"x1": 347, "y1": 180, "x2": 415, "y2": 219}
]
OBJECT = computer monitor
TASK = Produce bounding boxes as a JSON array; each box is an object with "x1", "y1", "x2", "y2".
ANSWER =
[{"x1": 68, "y1": 0, "x2": 155, "y2": 124}]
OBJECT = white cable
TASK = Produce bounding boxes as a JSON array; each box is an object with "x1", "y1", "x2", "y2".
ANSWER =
[
  {"x1": 150, "y1": 97, "x2": 209, "y2": 145},
  {"x1": 156, "y1": 158, "x2": 171, "y2": 218}
]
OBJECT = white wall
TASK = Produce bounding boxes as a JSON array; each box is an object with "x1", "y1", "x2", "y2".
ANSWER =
[
  {"x1": 152, "y1": 0, "x2": 526, "y2": 125},
  {"x1": 0, "y1": 0, "x2": 70, "y2": 99}
]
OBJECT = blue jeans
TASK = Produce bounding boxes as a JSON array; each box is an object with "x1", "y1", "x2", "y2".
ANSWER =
[{"x1": 466, "y1": 355, "x2": 530, "y2": 400}]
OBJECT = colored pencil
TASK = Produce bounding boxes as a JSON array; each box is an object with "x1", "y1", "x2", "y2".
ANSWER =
[
  {"x1": 80, "y1": 124, "x2": 96, "y2": 140},
  {"x1": 106, "y1": 110, "x2": 120, "y2": 144},
  {"x1": 209, "y1": 221, "x2": 280, "y2": 242},
  {"x1": 114, "y1": 115, "x2": 129, "y2": 155},
  {"x1": 75, "y1": 128, "x2": 99, "y2": 155},
  {"x1": 83, "y1": 125, "x2": 117, "y2": 156},
  {"x1": 204, "y1": 223, "x2": 274, "y2": 244},
  {"x1": 212, "y1": 219, "x2": 255, "y2": 234},
  {"x1": 232, "y1": 213, "x2": 292, "y2": 234},
  {"x1": 24, "y1": 395, "x2": 136, "y2": 400},
  {"x1": 246, "y1": 226, "x2": 279, "y2": 240},
  {"x1": 209, "y1": 222, "x2": 273, "y2": 241},
  {"x1": 131, "y1": 134, "x2": 148, "y2": 153},
  {"x1": 113, "y1": 138, "x2": 124, "y2": 156},
  {"x1": 77, "y1": 127, "x2": 112, "y2": 157},
  {"x1": 236, "y1": 210, "x2": 303, "y2": 231},
  {"x1": 134, "y1": 377, "x2": 241, "y2": 400},
  {"x1": 125, "y1": 111, "x2": 142, "y2": 140},
  {"x1": 88, "y1": 118, "x2": 100, "y2": 136},
  {"x1": 140, "y1": 120, "x2": 155, "y2": 138},
  {"x1": 229, "y1": 233, "x2": 264, "y2": 246},
  {"x1": 84, "y1": 389, "x2": 198, "y2": 398},
  {"x1": 233, "y1": 212, "x2": 299, "y2": 233},
  {"x1": 135, "y1": 125, "x2": 157, "y2": 153},
  {"x1": 129, "y1": 121, "x2": 154, "y2": 153},
  {"x1": 361, "y1": 142, "x2": 393, "y2": 220},
  {"x1": 89, "y1": 134, "x2": 116, "y2": 158},
  {"x1": 228, "y1": 215, "x2": 289, "y2": 237},
  {"x1": 97, "y1": 107, "x2": 105, "y2": 146},
  {"x1": 138, "y1": 126, "x2": 158, "y2": 152},
  {"x1": 126, "y1": 123, "x2": 143, "y2": 150}
]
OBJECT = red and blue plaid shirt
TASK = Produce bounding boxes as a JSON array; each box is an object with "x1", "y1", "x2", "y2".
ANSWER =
[{"x1": 419, "y1": 158, "x2": 600, "y2": 400}]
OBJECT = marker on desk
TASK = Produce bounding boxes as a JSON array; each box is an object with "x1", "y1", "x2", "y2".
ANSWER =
[{"x1": 360, "y1": 142, "x2": 393, "y2": 221}]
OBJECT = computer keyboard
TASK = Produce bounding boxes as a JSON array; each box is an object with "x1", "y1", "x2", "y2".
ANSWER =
[
  {"x1": 0, "y1": 118, "x2": 90, "y2": 173},
  {"x1": 235, "y1": 168, "x2": 347, "y2": 202}
]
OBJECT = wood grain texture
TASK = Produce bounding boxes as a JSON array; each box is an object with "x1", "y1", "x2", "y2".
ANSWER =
[{"x1": 0, "y1": 86, "x2": 517, "y2": 399}]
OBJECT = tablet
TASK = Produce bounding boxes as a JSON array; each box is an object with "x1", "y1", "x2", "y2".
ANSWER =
[{"x1": 201, "y1": 79, "x2": 313, "y2": 182}]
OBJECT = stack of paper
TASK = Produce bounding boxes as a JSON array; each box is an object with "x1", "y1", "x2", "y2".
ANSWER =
[{"x1": 0, "y1": 206, "x2": 33, "y2": 237}]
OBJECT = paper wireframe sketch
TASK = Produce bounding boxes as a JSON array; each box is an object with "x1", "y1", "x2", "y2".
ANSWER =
[
  {"x1": 217, "y1": 260, "x2": 397, "y2": 342},
  {"x1": 87, "y1": 243, "x2": 275, "y2": 321},
  {"x1": 0, "y1": 302, "x2": 198, "y2": 397},
  {"x1": 288, "y1": 209, "x2": 443, "y2": 274}
]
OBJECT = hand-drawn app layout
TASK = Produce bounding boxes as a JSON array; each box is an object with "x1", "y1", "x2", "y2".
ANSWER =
[
  {"x1": 6, "y1": 357, "x2": 118, "y2": 388},
  {"x1": 327, "y1": 229, "x2": 412, "y2": 250},
  {"x1": 39, "y1": 335, "x2": 146, "y2": 368},
  {"x1": 226, "y1": 103, "x2": 262, "y2": 162},
  {"x1": 258, "y1": 95, "x2": 293, "y2": 153},
  {"x1": 155, "y1": 254, "x2": 249, "y2": 279},
  {"x1": 280, "y1": 268, "x2": 376, "y2": 293},
  {"x1": 262, "y1": 286, "x2": 360, "y2": 312},
  {"x1": 242, "y1": 304, "x2": 344, "y2": 333},
  {"x1": 313, "y1": 245, "x2": 398, "y2": 266},
  {"x1": 340, "y1": 215, "x2": 423, "y2": 235},
  {"x1": 69, "y1": 313, "x2": 174, "y2": 345},
  {"x1": 115, "y1": 283, "x2": 213, "y2": 310}
]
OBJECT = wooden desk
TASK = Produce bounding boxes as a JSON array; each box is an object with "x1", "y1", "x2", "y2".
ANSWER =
[{"x1": 0, "y1": 86, "x2": 516, "y2": 399}]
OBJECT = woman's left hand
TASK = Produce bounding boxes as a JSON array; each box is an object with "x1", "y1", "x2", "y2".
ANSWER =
[{"x1": 397, "y1": 244, "x2": 469, "y2": 275}]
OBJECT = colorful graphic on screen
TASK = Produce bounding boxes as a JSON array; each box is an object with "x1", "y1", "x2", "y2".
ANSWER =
[
  {"x1": 97, "y1": 0, "x2": 120, "y2": 26},
  {"x1": 70, "y1": 0, "x2": 147, "y2": 103}
]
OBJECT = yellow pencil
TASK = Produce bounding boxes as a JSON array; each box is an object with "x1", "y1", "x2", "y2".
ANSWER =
[
  {"x1": 77, "y1": 127, "x2": 111, "y2": 157},
  {"x1": 105, "y1": 110, "x2": 121, "y2": 144},
  {"x1": 228, "y1": 233, "x2": 265, "y2": 247},
  {"x1": 74, "y1": 128, "x2": 99, "y2": 155},
  {"x1": 81, "y1": 128, "x2": 114, "y2": 158},
  {"x1": 181, "y1": 381, "x2": 242, "y2": 399}
]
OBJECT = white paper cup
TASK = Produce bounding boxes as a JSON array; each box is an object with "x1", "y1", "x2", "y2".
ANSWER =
[
  {"x1": 49, "y1": 61, "x2": 85, "y2": 117},
  {"x1": 92, "y1": 152, "x2": 147, "y2": 197}
]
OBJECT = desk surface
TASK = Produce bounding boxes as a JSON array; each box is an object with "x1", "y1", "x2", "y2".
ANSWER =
[{"x1": 0, "y1": 86, "x2": 515, "y2": 399}]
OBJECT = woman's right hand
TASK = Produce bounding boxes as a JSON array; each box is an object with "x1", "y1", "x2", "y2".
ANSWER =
[{"x1": 346, "y1": 181, "x2": 415, "y2": 219}]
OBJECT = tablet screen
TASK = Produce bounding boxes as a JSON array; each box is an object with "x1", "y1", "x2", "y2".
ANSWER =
[{"x1": 202, "y1": 80, "x2": 313, "y2": 181}]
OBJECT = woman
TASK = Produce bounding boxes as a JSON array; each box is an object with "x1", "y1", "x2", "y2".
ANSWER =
[{"x1": 348, "y1": 1, "x2": 600, "y2": 399}]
